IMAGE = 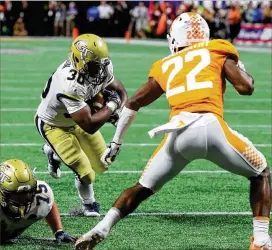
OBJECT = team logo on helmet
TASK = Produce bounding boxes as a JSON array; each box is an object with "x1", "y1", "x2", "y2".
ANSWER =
[
  {"x1": 74, "y1": 40, "x2": 94, "y2": 61},
  {"x1": 0, "y1": 168, "x2": 11, "y2": 183}
]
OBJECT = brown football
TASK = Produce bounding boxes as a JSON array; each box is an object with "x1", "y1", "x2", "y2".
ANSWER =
[{"x1": 87, "y1": 92, "x2": 106, "y2": 114}]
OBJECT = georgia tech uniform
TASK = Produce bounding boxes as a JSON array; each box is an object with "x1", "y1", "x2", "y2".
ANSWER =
[
  {"x1": 0, "y1": 181, "x2": 53, "y2": 242},
  {"x1": 140, "y1": 39, "x2": 267, "y2": 192},
  {"x1": 35, "y1": 58, "x2": 114, "y2": 182}
]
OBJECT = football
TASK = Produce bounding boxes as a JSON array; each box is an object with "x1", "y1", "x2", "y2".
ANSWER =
[{"x1": 87, "y1": 92, "x2": 106, "y2": 114}]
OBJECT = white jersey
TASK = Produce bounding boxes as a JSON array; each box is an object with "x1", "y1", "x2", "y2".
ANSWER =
[
  {"x1": 37, "y1": 58, "x2": 114, "y2": 127},
  {"x1": 0, "y1": 181, "x2": 54, "y2": 242}
]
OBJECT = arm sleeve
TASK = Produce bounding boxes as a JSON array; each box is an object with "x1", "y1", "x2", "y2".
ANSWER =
[{"x1": 112, "y1": 107, "x2": 137, "y2": 143}]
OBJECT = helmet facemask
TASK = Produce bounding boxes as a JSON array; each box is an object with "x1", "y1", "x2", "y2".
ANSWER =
[
  {"x1": 0, "y1": 185, "x2": 36, "y2": 220},
  {"x1": 82, "y1": 58, "x2": 110, "y2": 86}
]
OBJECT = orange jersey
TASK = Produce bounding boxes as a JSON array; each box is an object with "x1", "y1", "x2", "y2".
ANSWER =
[{"x1": 148, "y1": 39, "x2": 239, "y2": 119}]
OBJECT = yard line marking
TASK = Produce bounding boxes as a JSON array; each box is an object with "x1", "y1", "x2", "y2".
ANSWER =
[
  {"x1": 0, "y1": 123, "x2": 271, "y2": 129},
  {"x1": 1, "y1": 96, "x2": 272, "y2": 103},
  {"x1": 1, "y1": 143, "x2": 271, "y2": 147},
  {"x1": 33, "y1": 170, "x2": 232, "y2": 174},
  {"x1": 1, "y1": 108, "x2": 271, "y2": 114},
  {"x1": 59, "y1": 212, "x2": 254, "y2": 217}
]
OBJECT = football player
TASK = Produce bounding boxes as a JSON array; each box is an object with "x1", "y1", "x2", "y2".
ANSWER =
[
  {"x1": 0, "y1": 159, "x2": 75, "y2": 244},
  {"x1": 75, "y1": 13, "x2": 271, "y2": 250},
  {"x1": 35, "y1": 34, "x2": 127, "y2": 217}
]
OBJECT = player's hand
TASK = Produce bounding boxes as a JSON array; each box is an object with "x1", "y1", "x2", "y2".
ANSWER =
[
  {"x1": 108, "y1": 109, "x2": 121, "y2": 127},
  {"x1": 103, "y1": 90, "x2": 121, "y2": 110},
  {"x1": 101, "y1": 141, "x2": 122, "y2": 166},
  {"x1": 55, "y1": 230, "x2": 76, "y2": 243},
  {"x1": 237, "y1": 60, "x2": 246, "y2": 72}
]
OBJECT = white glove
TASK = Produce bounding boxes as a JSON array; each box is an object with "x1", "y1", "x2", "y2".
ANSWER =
[
  {"x1": 237, "y1": 60, "x2": 246, "y2": 72},
  {"x1": 101, "y1": 141, "x2": 122, "y2": 166}
]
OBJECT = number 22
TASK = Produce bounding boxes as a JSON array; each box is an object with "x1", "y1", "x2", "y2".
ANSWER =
[{"x1": 162, "y1": 48, "x2": 213, "y2": 98}]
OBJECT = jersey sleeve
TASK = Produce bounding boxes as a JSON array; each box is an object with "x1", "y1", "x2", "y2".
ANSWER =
[
  {"x1": 148, "y1": 59, "x2": 165, "y2": 91},
  {"x1": 57, "y1": 82, "x2": 87, "y2": 114},
  {"x1": 209, "y1": 39, "x2": 239, "y2": 63},
  {"x1": 36, "y1": 180, "x2": 54, "y2": 217}
]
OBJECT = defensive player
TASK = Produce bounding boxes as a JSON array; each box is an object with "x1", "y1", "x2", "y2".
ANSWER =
[
  {"x1": 35, "y1": 34, "x2": 127, "y2": 217},
  {"x1": 76, "y1": 13, "x2": 271, "y2": 250},
  {"x1": 0, "y1": 159, "x2": 75, "y2": 244}
]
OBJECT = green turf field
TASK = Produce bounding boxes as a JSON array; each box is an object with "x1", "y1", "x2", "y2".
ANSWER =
[{"x1": 0, "y1": 38, "x2": 271, "y2": 250}]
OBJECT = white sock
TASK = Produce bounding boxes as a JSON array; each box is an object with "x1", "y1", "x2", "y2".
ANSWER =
[
  {"x1": 253, "y1": 217, "x2": 270, "y2": 246},
  {"x1": 53, "y1": 153, "x2": 61, "y2": 162},
  {"x1": 74, "y1": 177, "x2": 95, "y2": 204},
  {"x1": 84, "y1": 208, "x2": 122, "y2": 239}
]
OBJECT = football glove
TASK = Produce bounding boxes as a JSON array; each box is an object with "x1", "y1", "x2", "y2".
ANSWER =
[
  {"x1": 55, "y1": 230, "x2": 76, "y2": 243},
  {"x1": 101, "y1": 141, "x2": 122, "y2": 166},
  {"x1": 108, "y1": 109, "x2": 121, "y2": 127},
  {"x1": 103, "y1": 89, "x2": 122, "y2": 110}
]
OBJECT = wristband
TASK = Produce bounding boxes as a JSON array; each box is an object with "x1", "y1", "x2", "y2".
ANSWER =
[{"x1": 106, "y1": 101, "x2": 118, "y2": 112}]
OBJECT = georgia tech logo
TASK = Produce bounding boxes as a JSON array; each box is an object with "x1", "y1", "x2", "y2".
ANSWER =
[
  {"x1": 0, "y1": 170, "x2": 11, "y2": 183},
  {"x1": 74, "y1": 40, "x2": 94, "y2": 61}
]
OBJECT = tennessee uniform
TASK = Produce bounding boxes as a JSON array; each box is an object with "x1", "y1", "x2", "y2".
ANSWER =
[
  {"x1": 35, "y1": 34, "x2": 126, "y2": 217},
  {"x1": 76, "y1": 13, "x2": 271, "y2": 250},
  {"x1": 141, "y1": 39, "x2": 266, "y2": 191}
]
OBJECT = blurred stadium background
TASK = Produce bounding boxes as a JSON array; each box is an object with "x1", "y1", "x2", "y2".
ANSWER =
[{"x1": 0, "y1": 0, "x2": 271, "y2": 250}]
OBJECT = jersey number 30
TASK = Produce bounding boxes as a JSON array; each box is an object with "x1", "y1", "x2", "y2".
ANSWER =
[{"x1": 162, "y1": 48, "x2": 213, "y2": 98}]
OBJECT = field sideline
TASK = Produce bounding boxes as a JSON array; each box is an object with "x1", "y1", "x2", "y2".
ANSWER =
[{"x1": 0, "y1": 38, "x2": 271, "y2": 250}]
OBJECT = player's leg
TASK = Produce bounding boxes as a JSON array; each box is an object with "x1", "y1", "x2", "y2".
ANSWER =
[
  {"x1": 73, "y1": 126, "x2": 108, "y2": 216},
  {"x1": 35, "y1": 117, "x2": 99, "y2": 216},
  {"x1": 42, "y1": 143, "x2": 62, "y2": 178},
  {"x1": 206, "y1": 116, "x2": 271, "y2": 248},
  {"x1": 35, "y1": 115, "x2": 62, "y2": 178},
  {"x1": 75, "y1": 134, "x2": 190, "y2": 249}
]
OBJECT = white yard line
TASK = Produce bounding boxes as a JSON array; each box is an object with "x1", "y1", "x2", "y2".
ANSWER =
[
  {"x1": 33, "y1": 170, "x2": 231, "y2": 174},
  {"x1": 0, "y1": 123, "x2": 271, "y2": 129},
  {"x1": 1, "y1": 96, "x2": 271, "y2": 103},
  {"x1": 0, "y1": 143, "x2": 271, "y2": 147},
  {"x1": 1, "y1": 108, "x2": 271, "y2": 114},
  {"x1": 58, "y1": 211, "x2": 254, "y2": 217}
]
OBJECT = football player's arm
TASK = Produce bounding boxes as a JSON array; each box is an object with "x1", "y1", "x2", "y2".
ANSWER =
[
  {"x1": 113, "y1": 77, "x2": 163, "y2": 143},
  {"x1": 223, "y1": 57, "x2": 254, "y2": 95},
  {"x1": 45, "y1": 202, "x2": 76, "y2": 243},
  {"x1": 106, "y1": 78, "x2": 128, "y2": 108},
  {"x1": 70, "y1": 104, "x2": 117, "y2": 134},
  {"x1": 101, "y1": 77, "x2": 163, "y2": 165}
]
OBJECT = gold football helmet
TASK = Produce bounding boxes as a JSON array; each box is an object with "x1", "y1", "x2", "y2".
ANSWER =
[
  {"x1": 0, "y1": 159, "x2": 37, "y2": 219},
  {"x1": 70, "y1": 34, "x2": 110, "y2": 85}
]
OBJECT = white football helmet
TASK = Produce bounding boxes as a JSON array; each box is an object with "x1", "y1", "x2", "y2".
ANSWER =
[{"x1": 167, "y1": 12, "x2": 210, "y2": 54}]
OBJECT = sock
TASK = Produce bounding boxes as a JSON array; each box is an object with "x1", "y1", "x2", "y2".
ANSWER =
[
  {"x1": 253, "y1": 216, "x2": 270, "y2": 246},
  {"x1": 83, "y1": 207, "x2": 122, "y2": 239},
  {"x1": 53, "y1": 153, "x2": 61, "y2": 162},
  {"x1": 74, "y1": 177, "x2": 95, "y2": 204}
]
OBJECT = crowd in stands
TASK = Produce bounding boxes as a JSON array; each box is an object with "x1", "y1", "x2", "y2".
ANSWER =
[{"x1": 0, "y1": 1, "x2": 271, "y2": 41}]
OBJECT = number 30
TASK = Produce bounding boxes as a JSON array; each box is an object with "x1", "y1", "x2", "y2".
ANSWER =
[{"x1": 162, "y1": 48, "x2": 213, "y2": 98}]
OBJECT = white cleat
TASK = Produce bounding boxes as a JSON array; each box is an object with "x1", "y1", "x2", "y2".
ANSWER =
[
  {"x1": 42, "y1": 144, "x2": 61, "y2": 179},
  {"x1": 75, "y1": 228, "x2": 108, "y2": 250}
]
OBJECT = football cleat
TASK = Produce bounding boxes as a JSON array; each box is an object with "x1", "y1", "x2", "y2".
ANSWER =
[
  {"x1": 75, "y1": 228, "x2": 107, "y2": 250},
  {"x1": 83, "y1": 202, "x2": 100, "y2": 217},
  {"x1": 249, "y1": 236, "x2": 272, "y2": 250},
  {"x1": 42, "y1": 144, "x2": 61, "y2": 179}
]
